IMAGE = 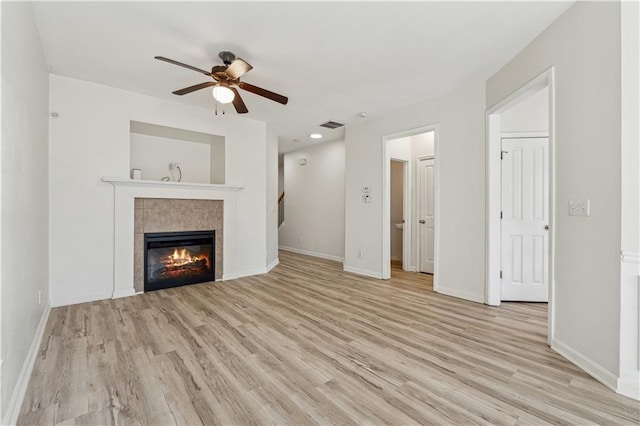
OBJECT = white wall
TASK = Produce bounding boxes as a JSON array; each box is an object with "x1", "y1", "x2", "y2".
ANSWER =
[
  {"x1": 1, "y1": 2, "x2": 50, "y2": 423},
  {"x1": 280, "y1": 140, "x2": 345, "y2": 261},
  {"x1": 388, "y1": 136, "x2": 412, "y2": 160},
  {"x1": 500, "y1": 87, "x2": 549, "y2": 133},
  {"x1": 345, "y1": 80, "x2": 486, "y2": 302},
  {"x1": 49, "y1": 75, "x2": 270, "y2": 306},
  {"x1": 390, "y1": 161, "x2": 404, "y2": 261},
  {"x1": 487, "y1": 1, "x2": 629, "y2": 392},
  {"x1": 130, "y1": 133, "x2": 211, "y2": 183},
  {"x1": 412, "y1": 132, "x2": 435, "y2": 159},
  {"x1": 210, "y1": 141, "x2": 225, "y2": 184}
]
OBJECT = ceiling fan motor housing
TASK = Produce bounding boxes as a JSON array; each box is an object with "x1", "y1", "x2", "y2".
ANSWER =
[{"x1": 219, "y1": 51, "x2": 236, "y2": 65}]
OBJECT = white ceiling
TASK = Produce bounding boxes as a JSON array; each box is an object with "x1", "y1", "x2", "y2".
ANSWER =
[{"x1": 32, "y1": 1, "x2": 572, "y2": 153}]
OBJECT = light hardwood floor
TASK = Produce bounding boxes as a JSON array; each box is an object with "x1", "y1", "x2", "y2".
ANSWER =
[{"x1": 18, "y1": 251, "x2": 639, "y2": 425}]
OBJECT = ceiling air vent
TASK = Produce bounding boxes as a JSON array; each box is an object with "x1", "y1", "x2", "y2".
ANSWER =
[{"x1": 319, "y1": 120, "x2": 345, "y2": 129}]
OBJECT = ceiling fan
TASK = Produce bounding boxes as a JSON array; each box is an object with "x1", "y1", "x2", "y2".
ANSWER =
[{"x1": 155, "y1": 51, "x2": 288, "y2": 114}]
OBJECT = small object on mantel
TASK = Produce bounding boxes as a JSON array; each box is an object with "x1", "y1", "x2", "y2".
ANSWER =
[{"x1": 131, "y1": 169, "x2": 142, "y2": 180}]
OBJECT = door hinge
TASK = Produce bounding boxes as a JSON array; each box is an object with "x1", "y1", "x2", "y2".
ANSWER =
[
  {"x1": 500, "y1": 270, "x2": 503, "y2": 279},
  {"x1": 500, "y1": 211, "x2": 503, "y2": 219}
]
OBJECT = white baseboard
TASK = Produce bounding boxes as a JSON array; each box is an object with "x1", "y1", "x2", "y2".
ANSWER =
[
  {"x1": 436, "y1": 286, "x2": 484, "y2": 303},
  {"x1": 266, "y1": 258, "x2": 279, "y2": 272},
  {"x1": 343, "y1": 265, "x2": 383, "y2": 279},
  {"x1": 222, "y1": 273, "x2": 238, "y2": 280},
  {"x1": 50, "y1": 291, "x2": 113, "y2": 308},
  {"x1": 279, "y1": 246, "x2": 344, "y2": 263},
  {"x1": 617, "y1": 374, "x2": 640, "y2": 400},
  {"x1": 235, "y1": 266, "x2": 270, "y2": 279},
  {"x1": 112, "y1": 288, "x2": 136, "y2": 299},
  {"x1": 3, "y1": 305, "x2": 51, "y2": 426},
  {"x1": 404, "y1": 266, "x2": 417, "y2": 272},
  {"x1": 390, "y1": 255, "x2": 402, "y2": 262},
  {"x1": 551, "y1": 338, "x2": 619, "y2": 393}
]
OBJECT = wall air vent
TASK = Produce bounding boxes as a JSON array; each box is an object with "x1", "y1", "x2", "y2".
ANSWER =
[{"x1": 319, "y1": 120, "x2": 345, "y2": 129}]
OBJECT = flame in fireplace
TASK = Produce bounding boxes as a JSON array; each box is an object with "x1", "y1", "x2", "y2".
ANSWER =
[{"x1": 165, "y1": 248, "x2": 210, "y2": 268}]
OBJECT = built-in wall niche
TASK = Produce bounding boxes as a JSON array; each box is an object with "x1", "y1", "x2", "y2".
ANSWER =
[{"x1": 130, "y1": 121, "x2": 225, "y2": 184}]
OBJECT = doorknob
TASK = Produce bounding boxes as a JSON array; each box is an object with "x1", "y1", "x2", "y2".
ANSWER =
[
  {"x1": 544, "y1": 225, "x2": 549, "y2": 230},
  {"x1": 419, "y1": 220, "x2": 426, "y2": 224}
]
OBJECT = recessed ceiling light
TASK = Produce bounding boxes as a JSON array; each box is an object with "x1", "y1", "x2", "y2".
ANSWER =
[
  {"x1": 309, "y1": 133, "x2": 323, "y2": 139},
  {"x1": 292, "y1": 138, "x2": 301, "y2": 143}
]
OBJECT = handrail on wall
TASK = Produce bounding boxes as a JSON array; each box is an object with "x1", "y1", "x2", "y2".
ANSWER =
[{"x1": 278, "y1": 192, "x2": 285, "y2": 227}]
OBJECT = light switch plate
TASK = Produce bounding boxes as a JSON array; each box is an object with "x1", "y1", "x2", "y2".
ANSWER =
[{"x1": 569, "y1": 199, "x2": 590, "y2": 216}]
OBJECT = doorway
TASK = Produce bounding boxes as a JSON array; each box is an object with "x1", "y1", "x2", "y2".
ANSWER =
[
  {"x1": 486, "y1": 68, "x2": 555, "y2": 341},
  {"x1": 382, "y1": 125, "x2": 439, "y2": 288},
  {"x1": 390, "y1": 159, "x2": 408, "y2": 268}
]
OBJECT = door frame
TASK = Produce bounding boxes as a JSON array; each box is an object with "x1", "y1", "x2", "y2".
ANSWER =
[
  {"x1": 485, "y1": 67, "x2": 556, "y2": 343},
  {"x1": 389, "y1": 157, "x2": 411, "y2": 269},
  {"x1": 382, "y1": 124, "x2": 440, "y2": 293},
  {"x1": 417, "y1": 155, "x2": 435, "y2": 274}
]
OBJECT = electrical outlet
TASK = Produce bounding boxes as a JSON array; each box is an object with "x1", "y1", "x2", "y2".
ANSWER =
[
  {"x1": 362, "y1": 186, "x2": 371, "y2": 194},
  {"x1": 362, "y1": 194, "x2": 371, "y2": 203},
  {"x1": 297, "y1": 237, "x2": 302, "y2": 243},
  {"x1": 357, "y1": 249, "x2": 364, "y2": 258},
  {"x1": 170, "y1": 162, "x2": 180, "y2": 170},
  {"x1": 569, "y1": 199, "x2": 590, "y2": 217}
]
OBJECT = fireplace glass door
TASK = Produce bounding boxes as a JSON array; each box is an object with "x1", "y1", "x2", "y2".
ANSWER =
[{"x1": 144, "y1": 230, "x2": 215, "y2": 291}]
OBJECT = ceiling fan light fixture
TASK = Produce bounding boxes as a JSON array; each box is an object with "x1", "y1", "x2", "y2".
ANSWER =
[{"x1": 212, "y1": 84, "x2": 235, "y2": 104}]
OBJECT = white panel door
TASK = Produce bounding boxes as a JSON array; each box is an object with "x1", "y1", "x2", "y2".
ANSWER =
[
  {"x1": 418, "y1": 158, "x2": 435, "y2": 274},
  {"x1": 501, "y1": 138, "x2": 549, "y2": 301}
]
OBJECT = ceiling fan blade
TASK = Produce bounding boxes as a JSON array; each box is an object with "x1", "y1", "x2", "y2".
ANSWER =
[
  {"x1": 225, "y1": 58, "x2": 253, "y2": 79},
  {"x1": 155, "y1": 56, "x2": 212, "y2": 76},
  {"x1": 230, "y1": 87, "x2": 248, "y2": 114},
  {"x1": 238, "y1": 82, "x2": 288, "y2": 105},
  {"x1": 172, "y1": 81, "x2": 216, "y2": 95}
]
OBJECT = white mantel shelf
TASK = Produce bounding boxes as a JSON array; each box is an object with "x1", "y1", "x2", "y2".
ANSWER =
[{"x1": 102, "y1": 177, "x2": 243, "y2": 191}]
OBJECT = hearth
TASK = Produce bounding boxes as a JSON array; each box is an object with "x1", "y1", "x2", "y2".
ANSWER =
[{"x1": 144, "y1": 230, "x2": 215, "y2": 291}]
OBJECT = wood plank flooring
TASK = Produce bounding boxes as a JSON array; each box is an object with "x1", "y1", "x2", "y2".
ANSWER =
[{"x1": 18, "y1": 251, "x2": 640, "y2": 425}]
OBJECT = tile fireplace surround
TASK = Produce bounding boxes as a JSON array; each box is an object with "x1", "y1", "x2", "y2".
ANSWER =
[
  {"x1": 134, "y1": 198, "x2": 223, "y2": 292},
  {"x1": 103, "y1": 178, "x2": 242, "y2": 298}
]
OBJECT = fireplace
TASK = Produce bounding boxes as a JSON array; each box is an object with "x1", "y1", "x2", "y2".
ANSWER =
[{"x1": 144, "y1": 230, "x2": 215, "y2": 292}]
